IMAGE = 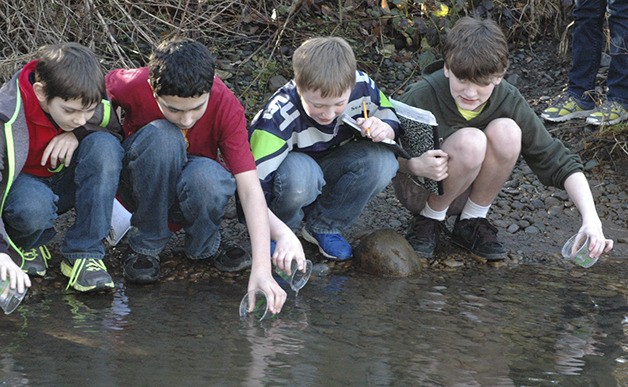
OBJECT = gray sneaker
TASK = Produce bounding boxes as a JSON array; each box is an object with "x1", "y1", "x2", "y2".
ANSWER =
[
  {"x1": 61, "y1": 258, "x2": 114, "y2": 292},
  {"x1": 17, "y1": 245, "x2": 51, "y2": 277}
]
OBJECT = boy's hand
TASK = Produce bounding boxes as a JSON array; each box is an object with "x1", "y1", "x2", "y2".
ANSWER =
[
  {"x1": 579, "y1": 224, "x2": 614, "y2": 259},
  {"x1": 271, "y1": 231, "x2": 306, "y2": 275},
  {"x1": 0, "y1": 253, "x2": 31, "y2": 293},
  {"x1": 41, "y1": 132, "x2": 79, "y2": 169},
  {"x1": 407, "y1": 149, "x2": 449, "y2": 181},
  {"x1": 248, "y1": 267, "x2": 287, "y2": 315},
  {"x1": 355, "y1": 117, "x2": 395, "y2": 142}
]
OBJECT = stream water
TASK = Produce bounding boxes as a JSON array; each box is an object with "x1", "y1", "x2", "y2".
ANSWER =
[{"x1": 1, "y1": 258, "x2": 626, "y2": 386}]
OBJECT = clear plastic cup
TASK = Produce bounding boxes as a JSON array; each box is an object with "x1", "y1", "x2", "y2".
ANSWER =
[
  {"x1": 561, "y1": 233, "x2": 597, "y2": 268},
  {"x1": 0, "y1": 278, "x2": 27, "y2": 315},
  {"x1": 275, "y1": 259, "x2": 313, "y2": 292},
  {"x1": 239, "y1": 289, "x2": 270, "y2": 321}
]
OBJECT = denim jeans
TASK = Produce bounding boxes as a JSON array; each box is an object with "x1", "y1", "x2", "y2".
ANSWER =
[
  {"x1": 118, "y1": 120, "x2": 236, "y2": 259},
  {"x1": 3, "y1": 131, "x2": 123, "y2": 261},
  {"x1": 568, "y1": 0, "x2": 628, "y2": 107},
  {"x1": 269, "y1": 140, "x2": 398, "y2": 233}
]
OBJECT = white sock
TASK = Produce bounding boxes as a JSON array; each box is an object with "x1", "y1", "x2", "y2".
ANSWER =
[
  {"x1": 420, "y1": 202, "x2": 448, "y2": 221},
  {"x1": 460, "y1": 199, "x2": 491, "y2": 220}
]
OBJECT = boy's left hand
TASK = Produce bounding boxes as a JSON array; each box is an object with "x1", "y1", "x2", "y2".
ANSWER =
[
  {"x1": 41, "y1": 132, "x2": 79, "y2": 169},
  {"x1": 271, "y1": 232, "x2": 306, "y2": 275},
  {"x1": 355, "y1": 117, "x2": 395, "y2": 142}
]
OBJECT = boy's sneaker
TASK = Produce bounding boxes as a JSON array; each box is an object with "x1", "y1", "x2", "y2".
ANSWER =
[
  {"x1": 17, "y1": 245, "x2": 51, "y2": 277},
  {"x1": 301, "y1": 228, "x2": 352, "y2": 261},
  {"x1": 451, "y1": 217, "x2": 506, "y2": 261},
  {"x1": 211, "y1": 242, "x2": 252, "y2": 272},
  {"x1": 541, "y1": 94, "x2": 595, "y2": 122},
  {"x1": 405, "y1": 214, "x2": 445, "y2": 259},
  {"x1": 61, "y1": 258, "x2": 114, "y2": 292},
  {"x1": 123, "y1": 252, "x2": 160, "y2": 284},
  {"x1": 586, "y1": 100, "x2": 628, "y2": 126}
]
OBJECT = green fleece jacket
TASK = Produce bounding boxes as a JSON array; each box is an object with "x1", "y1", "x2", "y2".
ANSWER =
[{"x1": 399, "y1": 61, "x2": 583, "y2": 189}]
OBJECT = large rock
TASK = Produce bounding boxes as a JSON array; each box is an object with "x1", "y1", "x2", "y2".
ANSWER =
[{"x1": 354, "y1": 229, "x2": 424, "y2": 277}]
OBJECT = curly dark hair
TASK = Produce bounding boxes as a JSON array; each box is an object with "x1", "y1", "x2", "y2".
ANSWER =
[{"x1": 149, "y1": 38, "x2": 215, "y2": 97}]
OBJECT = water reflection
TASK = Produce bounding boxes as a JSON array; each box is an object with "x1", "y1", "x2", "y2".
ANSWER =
[{"x1": 0, "y1": 261, "x2": 625, "y2": 385}]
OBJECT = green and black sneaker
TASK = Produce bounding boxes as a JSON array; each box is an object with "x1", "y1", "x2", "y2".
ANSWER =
[
  {"x1": 17, "y1": 245, "x2": 51, "y2": 277},
  {"x1": 61, "y1": 258, "x2": 114, "y2": 292},
  {"x1": 541, "y1": 94, "x2": 595, "y2": 122}
]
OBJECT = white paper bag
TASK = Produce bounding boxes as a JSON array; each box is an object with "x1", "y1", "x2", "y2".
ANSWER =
[{"x1": 106, "y1": 198, "x2": 132, "y2": 246}]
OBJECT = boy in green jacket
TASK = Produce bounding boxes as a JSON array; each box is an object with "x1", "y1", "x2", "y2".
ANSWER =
[{"x1": 395, "y1": 17, "x2": 613, "y2": 261}]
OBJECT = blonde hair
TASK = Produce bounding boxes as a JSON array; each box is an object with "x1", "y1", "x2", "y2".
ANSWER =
[
  {"x1": 293, "y1": 37, "x2": 356, "y2": 98},
  {"x1": 442, "y1": 17, "x2": 509, "y2": 85}
]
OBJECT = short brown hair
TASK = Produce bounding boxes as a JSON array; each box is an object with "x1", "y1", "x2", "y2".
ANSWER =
[
  {"x1": 293, "y1": 37, "x2": 356, "y2": 98},
  {"x1": 442, "y1": 17, "x2": 509, "y2": 85},
  {"x1": 35, "y1": 42, "x2": 105, "y2": 107}
]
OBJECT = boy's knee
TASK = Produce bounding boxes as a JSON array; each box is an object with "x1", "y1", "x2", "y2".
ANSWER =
[
  {"x1": 486, "y1": 118, "x2": 522, "y2": 157},
  {"x1": 446, "y1": 128, "x2": 487, "y2": 164},
  {"x1": 5, "y1": 200, "x2": 55, "y2": 231}
]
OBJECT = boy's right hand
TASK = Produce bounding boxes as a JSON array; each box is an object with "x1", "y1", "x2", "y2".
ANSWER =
[
  {"x1": 41, "y1": 132, "x2": 79, "y2": 169},
  {"x1": 0, "y1": 253, "x2": 31, "y2": 293},
  {"x1": 406, "y1": 149, "x2": 449, "y2": 181}
]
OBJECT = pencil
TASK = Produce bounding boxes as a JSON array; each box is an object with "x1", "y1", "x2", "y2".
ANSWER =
[{"x1": 362, "y1": 98, "x2": 370, "y2": 136}]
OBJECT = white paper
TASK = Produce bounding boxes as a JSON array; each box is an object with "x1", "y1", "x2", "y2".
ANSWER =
[
  {"x1": 106, "y1": 198, "x2": 132, "y2": 246},
  {"x1": 389, "y1": 98, "x2": 438, "y2": 126}
]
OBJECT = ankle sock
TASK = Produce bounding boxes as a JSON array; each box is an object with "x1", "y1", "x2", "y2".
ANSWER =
[
  {"x1": 420, "y1": 202, "x2": 447, "y2": 221},
  {"x1": 460, "y1": 199, "x2": 490, "y2": 220}
]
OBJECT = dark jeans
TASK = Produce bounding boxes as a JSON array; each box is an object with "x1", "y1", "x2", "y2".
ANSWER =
[
  {"x1": 3, "y1": 132, "x2": 123, "y2": 261},
  {"x1": 568, "y1": 0, "x2": 628, "y2": 108}
]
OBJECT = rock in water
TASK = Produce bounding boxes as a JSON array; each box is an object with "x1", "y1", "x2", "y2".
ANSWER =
[{"x1": 354, "y1": 229, "x2": 423, "y2": 277}]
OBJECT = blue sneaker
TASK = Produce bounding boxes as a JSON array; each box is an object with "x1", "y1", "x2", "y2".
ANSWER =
[{"x1": 301, "y1": 228, "x2": 352, "y2": 261}]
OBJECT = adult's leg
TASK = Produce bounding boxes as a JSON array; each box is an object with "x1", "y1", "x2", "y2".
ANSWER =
[
  {"x1": 568, "y1": 0, "x2": 606, "y2": 107},
  {"x1": 606, "y1": 0, "x2": 628, "y2": 105}
]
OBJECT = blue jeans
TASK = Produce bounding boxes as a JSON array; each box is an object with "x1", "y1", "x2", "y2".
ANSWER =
[
  {"x1": 3, "y1": 132, "x2": 123, "y2": 261},
  {"x1": 269, "y1": 140, "x2": 398, "y2": 233},
  {"x1": 568, "y1": 0, "x2": 628, "y2": 107},
  {"x1": 118, "y1": 120, "x2": 236, "y2": 259}
]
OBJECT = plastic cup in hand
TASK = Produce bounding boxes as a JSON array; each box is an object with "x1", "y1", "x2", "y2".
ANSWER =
[
  {"x1": 239, "y1": 289, "x2": 270, "y2": 321},
  {"x1": 0, "y1": 278, "x2": 27, "y2": 315},
  {"x1": 562, "y1": 233, "x2": 597, "y2": 268},
  {"x1": 275, "y1": 259, "x2": 313, "y2": 292}
]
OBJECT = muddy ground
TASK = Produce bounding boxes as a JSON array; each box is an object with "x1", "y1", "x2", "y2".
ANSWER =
[{"x1": 31, "y1": 36, "x2": 627, "y2": 290}]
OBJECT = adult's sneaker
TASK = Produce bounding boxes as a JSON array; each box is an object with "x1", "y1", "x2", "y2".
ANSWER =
[
  {"x1": 61, "y1": 258, "x2": 115, "y2": 292},
  {"x1": 586, "y1": 100, "x2": 628, "y2": 126},
  {"x1": 405, "y1": 214, "x2": 445, "y2": 259},
  {"x1": 211, "y1": 242, "x2": 252, "y2": 272},
  {"x1": 301, "y1": 228, "x2": 352, "y2": 261},
  {"x1": 541, "y1": 94, "x2": 595, "y2": 122},
  {"x1": 16, "y1": 245, "x2": 51, "y2": 277},
  {"x1": 451, "y1": 217, "x2": 506, "y2": 261},
  {"x1": 123, "y1": 252, "x2": 160, "y2": 284}
]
